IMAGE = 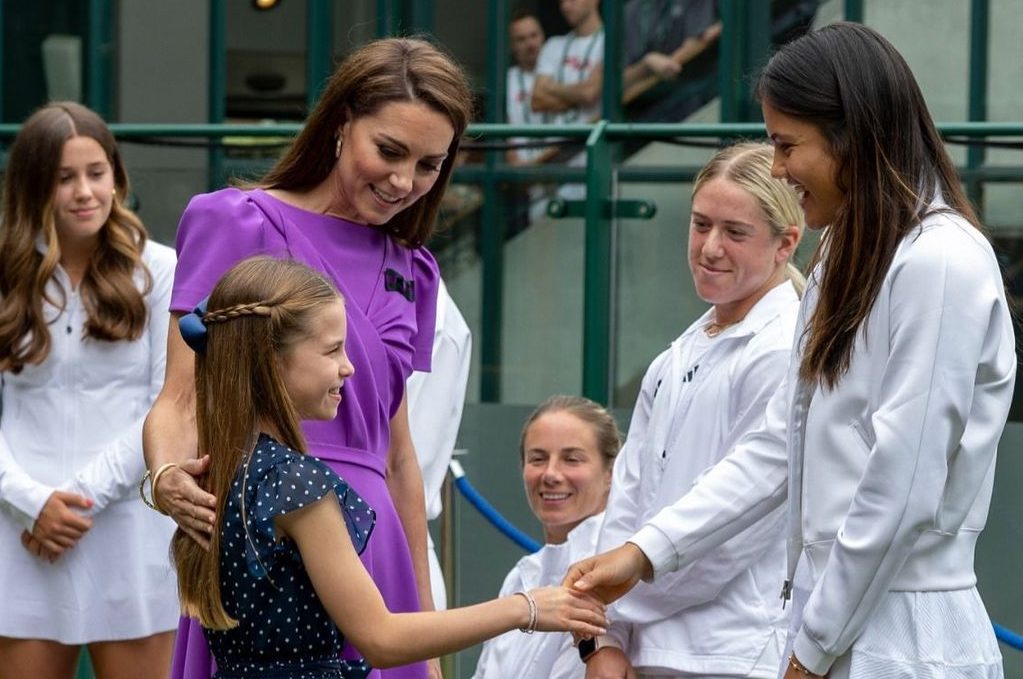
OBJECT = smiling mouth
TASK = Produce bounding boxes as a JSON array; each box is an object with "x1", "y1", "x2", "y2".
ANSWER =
[
  {"x1": 540, "y1": 492, "x2": 571, "y2": 501},
  {"x1": 371, "y1": 185, "x2": 402, "y2": 205}
]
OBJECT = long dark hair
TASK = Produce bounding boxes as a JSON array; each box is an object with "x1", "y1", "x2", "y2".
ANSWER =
[
  {"x1": 756, "y1": 22, "x2": 979, "y2": 388},
  {"x1": 261, "y1": 37, "x2": 473, "y2": 248},
  {"x1": 0, "y1": 102, "x2": 151, "y2": 373}
]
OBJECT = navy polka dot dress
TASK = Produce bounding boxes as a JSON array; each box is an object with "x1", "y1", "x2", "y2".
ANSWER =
[{"x1": 205, "y1": 433, "x2": 376, "y2": 679}]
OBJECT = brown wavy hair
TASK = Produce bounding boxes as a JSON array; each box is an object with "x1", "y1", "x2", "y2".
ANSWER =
[
  {"x1": 0, "y1": 101, "x2": 151, "y2": 374},
  {"x1": 261, "y1": 37, "x2": 474, "y2": 248},
  {"x1": 172, "y1": 256, "x2": 342, "y2": 630},
  {"x1": 755, "y1": 23, "x2": 979, "y2": 388}
]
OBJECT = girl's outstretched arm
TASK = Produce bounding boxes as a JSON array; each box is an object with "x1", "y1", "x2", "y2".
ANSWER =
[{"x1": 279, "y1": 492, "x2": 608, "y2": 668}]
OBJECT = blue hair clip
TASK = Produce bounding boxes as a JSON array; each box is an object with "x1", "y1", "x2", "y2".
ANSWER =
[{"x1": 179, "y1": 296, "x2": 210, "y2": 355}]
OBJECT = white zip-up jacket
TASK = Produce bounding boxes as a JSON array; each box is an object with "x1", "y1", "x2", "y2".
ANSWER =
[
  {"x1": 0, "y1": 241, "x2": 175, "y2": 530},
  {"x1": 632, "y1": 206, "x2": 1016, "y2": 675},
  {"x1": 599, "y1": 281, "x2": 796, "y2": 677},
  {"x1": 473, "y1": 514, "x2": 603, "y2": 679}
]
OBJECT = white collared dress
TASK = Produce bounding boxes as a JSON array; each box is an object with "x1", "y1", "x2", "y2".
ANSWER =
[{"x1": 0, "y1": 241, "x2": 180, "y2": 643}]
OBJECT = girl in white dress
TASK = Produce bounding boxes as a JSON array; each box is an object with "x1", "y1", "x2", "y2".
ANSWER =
[{"x1": 0, "y1": 102, "x2": 178, "y2": 679}]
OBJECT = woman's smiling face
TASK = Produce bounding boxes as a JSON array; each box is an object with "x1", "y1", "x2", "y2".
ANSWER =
[
  {"x1": 329, "y1": 100, "x2": 454, "y2": 225},
  {"x1": 522, "y1": 410, "x2": 612, "y2": 545},
  {"x1": 688, "y1": 176, "x2": 798, "y2": 323},
  {"x1": 762, "y1": 100, "x2": 845, "y2": 230}
]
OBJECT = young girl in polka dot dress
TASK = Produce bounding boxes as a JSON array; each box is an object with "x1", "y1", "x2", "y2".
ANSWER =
[{"x1": 169, "y1": 256, "x2": 608, "y2": 679}]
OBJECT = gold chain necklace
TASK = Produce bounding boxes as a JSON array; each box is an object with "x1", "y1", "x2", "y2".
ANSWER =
[{"x1": 704, "y1": 318, "x2": 740, "y2": 337}]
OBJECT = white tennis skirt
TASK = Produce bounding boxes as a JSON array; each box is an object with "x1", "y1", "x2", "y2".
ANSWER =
[
  {"x1": 0, "y1": 496, "x2": 179, "y2": 644},
  {"x1": 781, "y1": 561, "x2": 1003, "y2": 679}
]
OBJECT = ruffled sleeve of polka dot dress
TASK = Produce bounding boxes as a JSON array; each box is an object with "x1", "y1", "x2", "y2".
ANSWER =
[{"x1": 241, "y1": 433, "x2": 376, "y2": 580}]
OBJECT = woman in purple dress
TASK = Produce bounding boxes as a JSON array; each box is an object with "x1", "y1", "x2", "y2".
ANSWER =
[{"x1": 141, "y1": 38, "x2": 472, "y2": 679}]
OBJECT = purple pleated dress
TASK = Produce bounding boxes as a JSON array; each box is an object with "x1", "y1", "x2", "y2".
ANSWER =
[{"x1": 168, "y1": 188, "x2": 438, "y2": 679}]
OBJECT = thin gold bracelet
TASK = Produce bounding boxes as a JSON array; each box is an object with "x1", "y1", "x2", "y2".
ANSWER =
[
  {"x1": 788, "y1": 653, "x2": 816, "y2": 676},
  {"x1": 149, "y1": 462, "x2": 179, "y2": 516}
]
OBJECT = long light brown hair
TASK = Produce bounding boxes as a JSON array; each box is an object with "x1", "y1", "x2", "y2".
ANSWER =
[
  {"x1": 756, "y1": 23, "x2": 979, "y2": 388},
  {"x1": 261, "y1": 37, "x2": 474, "y2": 248},
  {"x1": 0, "y1": 102, "x2": 151, "y2": 373},
  {"x1": 692, "y1": 142, "x2": 806, "y2": 296},
  {"x1": 172, "y1": 256, "x2": 342, "y2": 630}
]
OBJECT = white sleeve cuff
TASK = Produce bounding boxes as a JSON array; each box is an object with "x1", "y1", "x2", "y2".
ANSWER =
[
  {"x1": 792, "y1": 628, "x2": 836, "y2": 676},
  {"x1": 601, "y1": 624, "x2": 628, "y2": 651},
  {"x1": 628, "y1": 525, "x2": 679, "y2": 581},
  {"x1": 2, "y1": 480, "x2": 54, "y2": 532}
]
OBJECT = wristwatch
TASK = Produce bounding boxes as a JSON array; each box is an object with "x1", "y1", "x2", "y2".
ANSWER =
[{"x1": 578, "y1": 635, "x2": 613, "y2": 662}]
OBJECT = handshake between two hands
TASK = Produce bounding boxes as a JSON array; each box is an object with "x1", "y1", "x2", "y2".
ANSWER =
[
  {"x1": 537, "y1": 542, "x2": 654, "y2": 648},
  {"x1": 558, "y1": 543, "x2": 826, "y2": 679}
]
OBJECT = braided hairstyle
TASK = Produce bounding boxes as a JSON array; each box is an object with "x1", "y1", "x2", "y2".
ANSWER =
[{"x1": 173, "y1": 256, "x2": 342, "y2": 630}]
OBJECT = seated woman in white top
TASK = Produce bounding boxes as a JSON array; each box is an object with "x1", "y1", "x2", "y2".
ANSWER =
[
  {"x1": 474, "y1": 396, "x2": 622, "y2": 679},
  {"x1": 583, "y1": 142, "x2": 804, "y2": 679}
]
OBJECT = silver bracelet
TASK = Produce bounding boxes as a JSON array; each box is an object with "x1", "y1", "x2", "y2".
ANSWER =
[{"x1": 514, "y1": 591, "x2": 537, "y2": 634}]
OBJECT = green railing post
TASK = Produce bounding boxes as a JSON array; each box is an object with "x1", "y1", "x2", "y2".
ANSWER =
[
  {"x1": 306, "y1": 0, "x2": 334, "y2": 110},
  {"x1": 208, "y1": 0, "x2": 226, "y2": 189},
  {"x1": 86, "y1": 0, "x2": 113, "y2": 119},
  {"x1": 376, "y1": 0, "x2": 400, "y2": 36},
  {"x1": 408, "y1": 0, "x2": 435, "y2": 34},
  {"x1": 844, "y1": 0, "x2": 865, "y2": 23},
  {"x1": 479, "y1": 0, "x2": 509, "y2": 402},
  {"x1": 742, "y1": 0, "x2": 770, "y2": 122},
  {"x1": 967, "y1": 0, "x2": 989, "y2": 208},
  {"x1": 0, "y1": 3, "x2": 6, "y2": 122},
  {"x1": 718, "y1": 0, "x2": 740, "y2": 122},
  {"x1": 486, "y1": 0, "x2": 508, "y2": 124},
  {"x1": 717, "y1": 0, "x2": 768, "y2": 122},
  {"x1": 582, "y1": 121, "x2": 613, "y2": 404},
  {"x1": 601, "y1": 0, "x2": 623, "y2": 123}
]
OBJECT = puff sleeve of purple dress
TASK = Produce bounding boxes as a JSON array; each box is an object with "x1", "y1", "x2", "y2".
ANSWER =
[{"x1": 168, "y1": 188, "x2": 438, "y2": 679}]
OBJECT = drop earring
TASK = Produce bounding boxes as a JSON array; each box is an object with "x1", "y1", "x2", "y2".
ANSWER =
[{"x1": 335, "y1": 134, "x2": 343, "y2": 158}]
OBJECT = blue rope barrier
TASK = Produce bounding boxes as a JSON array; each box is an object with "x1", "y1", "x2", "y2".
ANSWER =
[
  {"x1": 995, "y1": 622, "x2": 1023, "y2": 651},
  {"x1": 449, "y1": 461, "x2": 541, "y2": 553},
  {"x1": 450, "y1": 462, "x2": 1023, "y2": 651}
]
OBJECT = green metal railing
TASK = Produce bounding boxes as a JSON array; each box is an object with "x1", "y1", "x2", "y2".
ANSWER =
[{"x1": 2, "y1": 119, "x2": 1018, "y2": 406}]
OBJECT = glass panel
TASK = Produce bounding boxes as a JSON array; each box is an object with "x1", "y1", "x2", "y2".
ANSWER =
[
  {"x1": 226, "y1": 0, "x2": 308, "y2": 120},
  {"x1": 500, "y1": 211, "x2": 585, "y2": 404},
  {"x1": 863, "y1": 0, "x2": 971, "y2": 164},
  {"x1": 2, "y1": 1, "x2": 89, "y2": 122},
  {"x1": 990, "y1": 0, "x2": 1023, "y2": 130}
]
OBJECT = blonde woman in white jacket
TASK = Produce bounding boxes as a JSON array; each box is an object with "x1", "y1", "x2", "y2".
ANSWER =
[
  {"x1": 566, "y1": 23, "x2": 1014, "y2": 679},
  {"x1": 474, "y1": 396, "x2": 622, "y2": 679},
  {"x1": 584, "y1": 143, "x2": 804, "y2": 679}
]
